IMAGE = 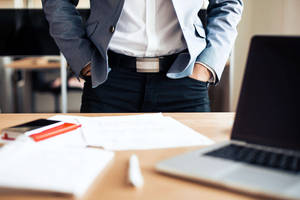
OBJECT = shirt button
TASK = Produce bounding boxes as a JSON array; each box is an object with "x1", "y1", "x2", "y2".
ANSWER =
[{"x1": 110, "y1": 26, "x2": 115, "y2": 33}]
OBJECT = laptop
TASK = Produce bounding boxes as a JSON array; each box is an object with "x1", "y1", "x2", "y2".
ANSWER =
[{"x1": 156, "y1": 36, "x2": 300, "y2": 200}]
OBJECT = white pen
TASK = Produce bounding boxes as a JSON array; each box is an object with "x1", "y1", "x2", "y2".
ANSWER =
[{"x1": 128, "y1": 154, "x2": 144, "y2": 188}]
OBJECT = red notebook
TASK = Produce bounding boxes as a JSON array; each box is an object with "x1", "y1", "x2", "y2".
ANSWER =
[{"x1": 30, "y1": 123, "x2": 81, "y2": 142}]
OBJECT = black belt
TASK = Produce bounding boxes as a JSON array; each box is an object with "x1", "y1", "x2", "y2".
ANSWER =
[{"x1": 108, "y1": 50, "x2": 185, "y2": 73}]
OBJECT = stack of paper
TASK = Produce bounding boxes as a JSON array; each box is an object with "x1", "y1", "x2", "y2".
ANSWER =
[
  {"x1": 0, "y1": 141, "x2": 114, "y2": 198},
  {"x1": 0, "y1": 113, "x2": 213, "y2": 197},
  {"x1": 49, "y1": 113, "x2": 214, "y2": 150}
]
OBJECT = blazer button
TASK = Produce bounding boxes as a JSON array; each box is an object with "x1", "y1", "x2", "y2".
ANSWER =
[{"x1": 110, "y1": 26, "x2": 115, "y2": 33}]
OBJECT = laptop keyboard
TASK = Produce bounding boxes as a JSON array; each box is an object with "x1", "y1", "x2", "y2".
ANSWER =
[{"x1": 205, "y1": 144, "x2": 300, "y2": 173}]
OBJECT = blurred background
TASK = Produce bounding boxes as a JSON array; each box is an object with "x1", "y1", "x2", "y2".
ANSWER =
[{"x1": 0, "y1": 0, "x2": 299, "y2": 113}]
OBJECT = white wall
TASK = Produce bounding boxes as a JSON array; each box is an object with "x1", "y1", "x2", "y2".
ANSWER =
[
  {"x1": 283, "y1": 0, "x2": 300, "y2": 34},
  {"x1": 231, "y1": 0, "x2": 300, "y2": 111}
]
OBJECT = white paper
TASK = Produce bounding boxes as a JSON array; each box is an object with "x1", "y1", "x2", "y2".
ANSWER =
[
  {"x1": 0, "y1": 141, "x2": 114, "y2": 198},
  {"x1": 50, "y1": 114, "x2": 214, "y2": 151}
]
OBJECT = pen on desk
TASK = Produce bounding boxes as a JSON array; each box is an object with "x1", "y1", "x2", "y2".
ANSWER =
[{"x1": 128, "y1": 154, "x2": 144, "y2": 188}]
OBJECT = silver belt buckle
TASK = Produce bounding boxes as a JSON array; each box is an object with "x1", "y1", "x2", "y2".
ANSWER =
[{"x1": 136, "y1": 58, "x2": 160, "y2": 73}]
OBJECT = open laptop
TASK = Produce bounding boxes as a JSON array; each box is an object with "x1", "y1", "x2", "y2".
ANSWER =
[{"x1": 156, "y1": 36, "x2": 300, "y2": 200}]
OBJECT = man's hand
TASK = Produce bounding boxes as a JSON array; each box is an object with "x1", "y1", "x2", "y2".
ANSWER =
[
  {"x1": 189, "y1": 63, "x2": 212, "y2": 82},
  {"x1": 80, "y1": 63, "x2": 91, "y2": 76}
]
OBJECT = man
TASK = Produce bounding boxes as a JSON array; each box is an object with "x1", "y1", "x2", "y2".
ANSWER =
[{"x1": 42, "y1": 0, "x2": 243, "y2": 113}]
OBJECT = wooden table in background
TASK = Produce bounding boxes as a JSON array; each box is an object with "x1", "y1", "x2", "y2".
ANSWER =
[
  {"x1": 6, "y1": 57, "x2": 60, "y2": 70},
  {"x1": 5, "y1": 57, "x2": 60, "y2": 113},
  {"x1": 0, "y1": 113, "x2": 258, "y2": 200}
]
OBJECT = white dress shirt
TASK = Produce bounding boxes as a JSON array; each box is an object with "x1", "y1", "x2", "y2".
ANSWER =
[
  {"x1": 108, "y1": 0, "x2": 216, "y2": 82},
  {"x1": 109, "y1": 0, "x2": 187, "y2": 57}
]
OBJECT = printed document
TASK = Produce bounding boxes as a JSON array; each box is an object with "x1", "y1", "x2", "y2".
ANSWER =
[{"x1": 50, "y1": 114, "x2": 214, "y2": 150}]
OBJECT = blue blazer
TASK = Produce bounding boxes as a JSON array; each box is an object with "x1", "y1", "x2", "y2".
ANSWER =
[{"x1": 42, "y1": 0, "x2": 243, "y2": 87}]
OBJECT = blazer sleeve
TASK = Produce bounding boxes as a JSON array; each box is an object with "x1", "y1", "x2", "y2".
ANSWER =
[
  {"x1": 42, "y1": 0, "x2": 94, "y2": 77},
  {"x1": 196, "y1": 0, "x2": 243, "y2": 83}
]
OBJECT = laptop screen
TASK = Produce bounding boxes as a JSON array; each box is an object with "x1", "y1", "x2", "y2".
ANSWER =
[{"x1": 231, "y1": 36, "x2": 300, "y2": 151}]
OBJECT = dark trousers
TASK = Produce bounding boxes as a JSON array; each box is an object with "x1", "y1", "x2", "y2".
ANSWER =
[{"x1": 80, "y1": 67, "x2": 210, "y2": 113}]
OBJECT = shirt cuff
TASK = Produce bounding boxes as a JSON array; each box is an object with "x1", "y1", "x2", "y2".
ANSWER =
[
  {"x1": 83, "y1": 61, "x2": 91, "y2": 70},
  {"x1": 195, "y1": 61, "x2": 216, "y2": 84}
]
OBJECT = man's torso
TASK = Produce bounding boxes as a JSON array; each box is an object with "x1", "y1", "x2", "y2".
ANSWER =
[{"x1": 109, "y1": 0, "x2": 188, "y2": 57}]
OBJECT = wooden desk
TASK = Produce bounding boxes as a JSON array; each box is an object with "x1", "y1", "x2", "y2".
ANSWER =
[{"x1": 0, "y1": 113, "x2": 256, "y2": 200}]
